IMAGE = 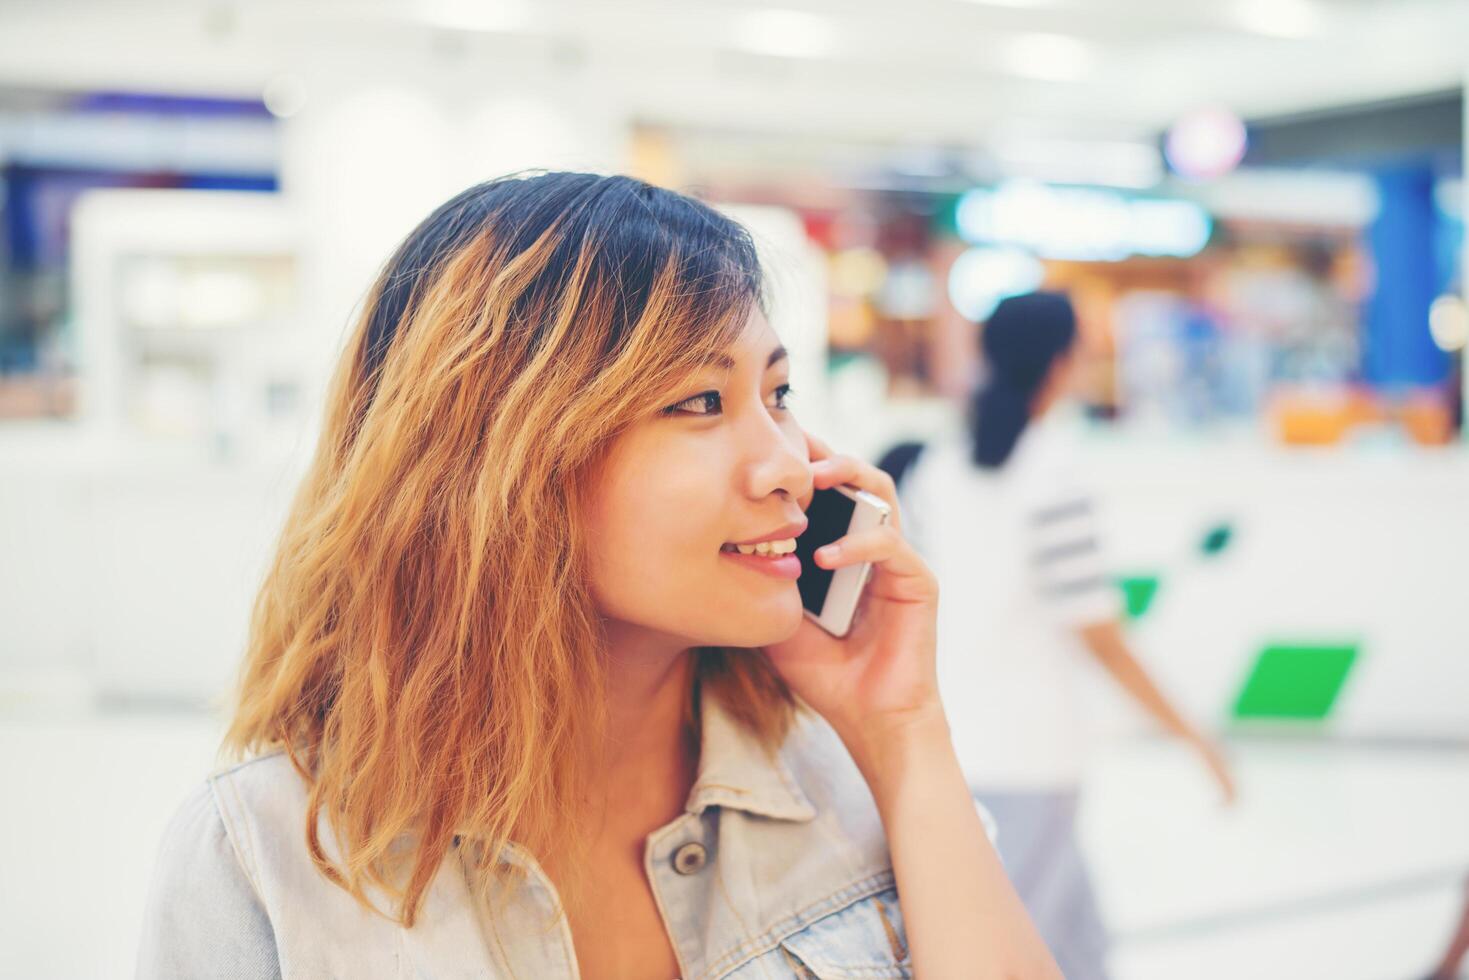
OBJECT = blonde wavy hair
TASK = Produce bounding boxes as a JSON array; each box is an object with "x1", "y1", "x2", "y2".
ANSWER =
[{"x1": 226, "y1": 173, "x2": 798, "y2": 925}]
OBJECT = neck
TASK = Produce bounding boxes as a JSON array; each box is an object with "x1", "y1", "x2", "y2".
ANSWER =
[{"x1": 595, "y1": 623, "x2": 700, "y2": 826}]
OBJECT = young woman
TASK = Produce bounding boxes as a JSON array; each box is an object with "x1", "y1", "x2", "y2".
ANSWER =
[
  {"x1": 894, "y1": 291, "x2": 1236, "y2": 980},
  {"x1": 136, "y1": 173, "x2": 1059, "y2": 979}
]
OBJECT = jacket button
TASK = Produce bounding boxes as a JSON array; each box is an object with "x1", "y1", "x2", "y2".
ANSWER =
[{"x1": 671, "y1": 842, "x2": 707, "y2": 875}]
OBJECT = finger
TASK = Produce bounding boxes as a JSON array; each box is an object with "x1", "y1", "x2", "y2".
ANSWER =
[
  {"x1": 804, "y1": 429, "x2": 834, "y2": 463},
  {"x1": 797, "y1": 432, "x2": 836, "y2": 511},
  {"x1": 810, "y1": 455, "x2": 902, "y2": 531},
  {"x1": 815, "y1": 524, "x2": 929, "y2": 581},
  {"x1": 795, "y1": 432, "x2": 827, "y2": 511}
]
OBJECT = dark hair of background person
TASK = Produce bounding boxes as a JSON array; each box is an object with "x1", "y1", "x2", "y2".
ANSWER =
[{"x1": 967, "y1": 291, "x2": 1078, "y2": 469}]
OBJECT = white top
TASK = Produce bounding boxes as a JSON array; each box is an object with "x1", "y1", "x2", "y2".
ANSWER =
[{"x1": 900, "y1": 417, "x2": 1121, "y2": 791}]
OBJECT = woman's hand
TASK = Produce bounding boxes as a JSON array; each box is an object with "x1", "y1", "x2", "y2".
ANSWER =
[{"x1": 762, "y1": 431, "x2": 946, "y2": 762}]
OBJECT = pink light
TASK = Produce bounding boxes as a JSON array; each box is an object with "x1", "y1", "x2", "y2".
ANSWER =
[{"x1": 1166, "y1": 107, "x2": 1248, "y2": 181}]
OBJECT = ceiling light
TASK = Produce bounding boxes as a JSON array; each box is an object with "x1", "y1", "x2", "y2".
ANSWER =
[
  {"x1": 999, "y1": 32, "x2": 1096, "y2": 82},
  {"x1": 1166, "y1": 106, "x2": 1248, "y2": 180},
  {"x1": 417, "y1": 0, "x2": 528, "y2": 33},
  {"x1": 1228, "y1": 0, "x2": 1324, "y2": 39},
  {"x1": 731, "y1": 9, "x2": 836, "y2": 59}
]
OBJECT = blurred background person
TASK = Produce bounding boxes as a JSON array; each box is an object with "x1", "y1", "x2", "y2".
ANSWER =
[{"x1": 882, "y1": 292, "x2": 1236, "y2": 979}]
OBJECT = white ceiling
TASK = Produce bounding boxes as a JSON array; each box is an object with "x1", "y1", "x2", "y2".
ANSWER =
[{"x1": 0, "y1": 0, "x2": 1463, "y2": 148}]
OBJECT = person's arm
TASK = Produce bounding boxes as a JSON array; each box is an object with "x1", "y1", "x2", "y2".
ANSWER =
[
  {"x1": 843, "y1": 710, "x2": 1062, "y2": 979},
  {"x1": 1076, "y1": 619, "x2": 1236, "y2": 804}
]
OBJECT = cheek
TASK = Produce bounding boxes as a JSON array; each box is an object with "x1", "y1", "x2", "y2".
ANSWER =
[
  {"x1": 584, "y1": 436, "x2": 727, "y2": 614},
  {"x1": 599, "y1": 450, "x2": 719, "y2": 553}
]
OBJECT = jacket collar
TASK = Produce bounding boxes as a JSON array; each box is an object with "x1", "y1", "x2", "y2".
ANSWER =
[{"x1": 682, "y1": 686, "x2": 817, "y2": 823}]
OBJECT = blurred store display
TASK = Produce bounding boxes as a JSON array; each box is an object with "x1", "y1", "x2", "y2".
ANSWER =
[
  {"x1": 684, "y1": 162, "x2": 1462, "y2": 447},
  {"x1": 70, "y1": 190, "x2": 303, "y2": 452},
  {"x1": 0, "y1": 89, "x2": 280, "y2": 428}
]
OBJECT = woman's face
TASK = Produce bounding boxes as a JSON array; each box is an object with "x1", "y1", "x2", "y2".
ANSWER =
[{"x1": 585, "y1": 308, "x2": 814, "y2": 651}]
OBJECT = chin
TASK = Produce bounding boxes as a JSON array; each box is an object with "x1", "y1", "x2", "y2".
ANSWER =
[{"x1": 706, "y1": 592, "x2": 805, "y2": 648}]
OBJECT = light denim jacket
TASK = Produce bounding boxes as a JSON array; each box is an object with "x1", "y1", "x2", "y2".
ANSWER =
[{"x1": 137, "y1": 690, "x2": 978, "y2": 978}]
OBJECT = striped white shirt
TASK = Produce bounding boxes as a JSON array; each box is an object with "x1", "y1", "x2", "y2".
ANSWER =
[{"x1": 900, "y1": 417, "x2": 1120, "y2": 789}]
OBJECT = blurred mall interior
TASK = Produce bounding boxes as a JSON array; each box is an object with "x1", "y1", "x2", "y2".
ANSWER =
[{"x1": 0, "y1": 0, "x2": 1466, "y2": 977}]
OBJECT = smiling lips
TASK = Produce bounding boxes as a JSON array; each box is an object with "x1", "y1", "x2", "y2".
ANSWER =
[{"x1": 720, "y1": 521, "x2": 807, "y2": 581}]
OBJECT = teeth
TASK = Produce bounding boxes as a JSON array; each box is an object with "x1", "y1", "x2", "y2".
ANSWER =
[{"x1": 729, "y1": 537, "x2": 797, "y2": 557}]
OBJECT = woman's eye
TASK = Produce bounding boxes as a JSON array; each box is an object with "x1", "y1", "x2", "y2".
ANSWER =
[
  {"x1": 662, "y1": 384, "x2": 793, "y2": 418},
  {"x1": 664, "y1": 390, "x2": 723, "y2": 416}
]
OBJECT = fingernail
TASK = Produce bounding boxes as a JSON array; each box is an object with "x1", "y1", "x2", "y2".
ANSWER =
[{"x1": 817, "y1": 544, "x2": 840, "y2": 564}]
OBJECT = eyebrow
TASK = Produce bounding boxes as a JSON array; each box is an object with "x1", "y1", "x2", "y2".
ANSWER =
[{"x1": 704, "y1": 345, "x2": 788, "y2": 372}]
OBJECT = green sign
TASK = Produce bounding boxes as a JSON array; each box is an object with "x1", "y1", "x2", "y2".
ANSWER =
[
  {"x1": 1117, "y1": 575, "x2": 1160, "y2": 620},
  {"x1": 1232, "y1": 643, "x2": 1359, "y2": 721}
]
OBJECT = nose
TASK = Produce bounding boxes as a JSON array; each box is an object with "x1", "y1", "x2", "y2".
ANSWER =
[{"x1": 738, "y1": 409, "x2": 813, "y2": 504}]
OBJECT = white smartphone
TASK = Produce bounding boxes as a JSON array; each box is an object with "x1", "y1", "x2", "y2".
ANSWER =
[{"x1": 795, "y1": 485, "x2": 892, "y2": 637}]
